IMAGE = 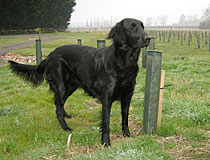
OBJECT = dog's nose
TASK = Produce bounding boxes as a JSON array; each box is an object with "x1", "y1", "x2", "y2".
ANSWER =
[{"x1": 145, "y1": 37, "x2": 151, "y2": 42}]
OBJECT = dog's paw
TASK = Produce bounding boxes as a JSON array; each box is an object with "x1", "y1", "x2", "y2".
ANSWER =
[
  {"x1": 102, "y1": 134, "x2": 111, "y2": 147},
  {"x1": 122, "y1": 129, "x2": 131, "y2": 137},
  {"x1": 64, "y1": 112, "x2": 72, "y2": 119},
  {"x1": 64, "y1": 127, "x2": 73, "y2": 132}
]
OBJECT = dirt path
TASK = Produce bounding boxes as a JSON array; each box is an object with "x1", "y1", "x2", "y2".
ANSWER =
[{"x1": 0, "y1": 35, "x2": 66, "y2": 65}]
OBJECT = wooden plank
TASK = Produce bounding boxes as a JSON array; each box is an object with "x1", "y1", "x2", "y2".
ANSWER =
[{"x1": 157, "y1": 70, "x2": 166, "y2": 129}]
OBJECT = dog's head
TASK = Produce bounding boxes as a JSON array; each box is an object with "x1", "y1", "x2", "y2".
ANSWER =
[{"x1": 107, "y1": 18, "x2": 150, "y2": 48}]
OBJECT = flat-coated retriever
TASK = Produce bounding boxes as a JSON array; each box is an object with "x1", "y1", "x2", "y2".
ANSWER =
[{"x1": 9, "y1": 18, "x2": 150, "y2": 146}]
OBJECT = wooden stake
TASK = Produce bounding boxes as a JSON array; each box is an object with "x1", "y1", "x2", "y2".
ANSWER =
[{"x1": 157, "y1": 70, "x2": 166, "y2": 129}]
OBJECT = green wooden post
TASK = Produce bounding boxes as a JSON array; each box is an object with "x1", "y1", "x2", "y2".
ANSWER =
[
  {"x1": 173, "y1": 32, "x2": 175, "y2": 44},
  {"x1": 197, "y1": 36, "x2": 200, "y2": 49},
  {"x1": 188, "y1": 36, "x2": 190, "y2": 47},
  {"x1": 142, "y1": 47, "x2": 147, "y2": 68},
  {"x1": 36, "y1": 39, "x2": 42, "y2": 65},
  {"x1": 190, "y1": 32, "x2": 192, "y2": 42},
  {"x1": 143, "y1": 50, "x2": 162, "y2": 135},
  {"x1": 78, "y1": 39, "x2": 82, "y2": 45},
  {"x1": 178, "y1": 31, "x2": 180, "y2": 40},
  {"x1": 159, "y1": 31, "x2": 161, "y2": 41},
  {"x1": 97, "y1": 40, "x2": 106, "y2": 48},
  {"x1": 149, "y1": 37, "x2": 155, "y2": 50},
  {"x1": 181, "y1": 32, "x2": 183, "y2": 46},
  {"x1": 168, "y1": 31, "x2": 171, "y2": 42},
  {"x1": 205, "y1": 35, "x2": 208, "y2": 45},
  {"x1": 163, "y1": 31, "x2": 165, "y2": 42},
  {"x1": 142, "y1": 37, "x2": 155, "y2": 69},
  {"x1": 209, "y1": 39, "x2": 210, "y2": 52}
]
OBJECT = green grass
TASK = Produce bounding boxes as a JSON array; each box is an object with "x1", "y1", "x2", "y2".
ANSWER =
[
  {"x1": 0, "y1": 37, "x2": 28, "y2": 45},
  {"x1": 0, "y1": 31, "x2": 210, "y2": 159},
  {"x1": 15, "y1": 32, "x2": 112, "y2": 56},
  {"x1": 73, "y1": 136, "x2": 171, "y2": 160}
]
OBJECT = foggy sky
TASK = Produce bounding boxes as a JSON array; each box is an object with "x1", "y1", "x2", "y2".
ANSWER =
[{"x1": 70, "y1": 0, "x2": 210, "y2": 26}]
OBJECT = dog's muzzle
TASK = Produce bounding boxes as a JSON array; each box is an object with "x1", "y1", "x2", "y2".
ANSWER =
[{"x1": 144, "y1": 37, "x2": 151, "y2": 47}]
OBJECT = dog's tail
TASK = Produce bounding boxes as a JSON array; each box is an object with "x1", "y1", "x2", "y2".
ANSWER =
[{"x1": 8, "y1": 59, "x2": 47, "y2": 87}]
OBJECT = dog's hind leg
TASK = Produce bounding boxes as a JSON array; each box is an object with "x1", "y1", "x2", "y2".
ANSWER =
[
  {"x1": 53, "y1": 83, "x2": 72, "y2": 132},
  {"x1": 62, "y1": 85, "x2": 77, "y2": 119},
  {"x1": 49, "y1": 77, "x2": 72, "y2": 132}
]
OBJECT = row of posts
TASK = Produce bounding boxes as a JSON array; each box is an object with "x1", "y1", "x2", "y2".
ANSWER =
[
  {"x1": 35, "y1": 39, "x2": 106, "y2": 65},
  {"x1": 148, "y1": 30, "x2": 210, "y2": 50},
  {"x1": 35, "y1": 37, "x2": 163, "y2": 135},
  {"x1": 77, "y1": 39, "x2": 106, "y2": 48}
]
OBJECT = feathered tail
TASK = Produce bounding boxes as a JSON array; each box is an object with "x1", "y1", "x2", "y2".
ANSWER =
[{"x1": 8, "y1": 60, "x2": 47, "y2": 87}]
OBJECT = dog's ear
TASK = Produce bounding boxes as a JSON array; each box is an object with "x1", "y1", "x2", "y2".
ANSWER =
[{"x1": 107, "y1": 21, "x2": 126, "y2": 44}]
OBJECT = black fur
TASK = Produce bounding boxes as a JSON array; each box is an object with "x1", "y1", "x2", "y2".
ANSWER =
[{"x1": 9, "y1": 18, "x2": 150, "y2": 146}]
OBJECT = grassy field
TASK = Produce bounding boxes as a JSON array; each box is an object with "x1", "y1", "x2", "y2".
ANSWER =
[
  {"x1": 0, "y1": 31, "x2": 210, "y2": 159},
  {"x1": 0, "y1": 37, "x2": 28, "y2": 46}
]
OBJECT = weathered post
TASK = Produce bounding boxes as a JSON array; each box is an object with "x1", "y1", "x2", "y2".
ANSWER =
[
  {"x1": 168, "y1": 31, "x2": 171, "y2": 42},
  {"x1": 197, "y1": 36, "x2": 200, "y2": 49},
  {"x1": 190, "y1": 32, "x2": 192, "y2": 42},
  {"x1": 143, "y1": 50, "x2": 162, "y2": 135},
  {"x1": 188, "y1": 36, "x2": 191, "y2": 47},
  {"x1": 142, "y1": 47, "x2": 147, "y2": 68},
  {"x1": 159, "y1": 31, "x2": 161, "y2": 41},
  {"x1": 78, "y1": 39, "x2": 82, "y2": 45},
  {"x1": 163, "y1": 31, "x2": 165, "y2": 42},
  {"x1": 173, "y1": 32, "x2": 176, "y2": 44},
  {"x1": 157, "y1": 70, "x2": 165, "y2": 129},
  {"x1": 149, "y1": 37, "x2": 155, "y2": 50},
  {"x1": 178, "y1": 31, "x2": 180, "y2": 40},
  {"x1": 181, "y1": 32, "x2": 183, "y2": 46},
  {"x1": 205, "y1": 35, "x2": 208, "y2": 45},
  {"x1": 97, "y1": 40, "x2": 106, "y2": 48},
  {"x1": 142, "y1": 37, "x2": 155, "y2": 69},
  {"x1": 209, "y1": 39, "x2": 210, "y2": 52},
  {"x1": 36, "y1": 39, "x2": 42, "y2": 65}
]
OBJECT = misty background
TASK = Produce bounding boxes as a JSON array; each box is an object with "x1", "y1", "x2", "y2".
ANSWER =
[
  {"x1": 69, "y1": 0, "x2": 210, "y2": 29},
  {"x1": 0, "y1": 0, "x2": 210, "y2": 33}
]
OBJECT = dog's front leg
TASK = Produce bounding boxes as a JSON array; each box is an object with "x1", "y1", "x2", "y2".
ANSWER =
[
  {"x1": 121, "y1": 96, "x2": 132, "y2": 137},
  {"x1": 101, "y1": 97, "x2": 112, "y2": 146}
]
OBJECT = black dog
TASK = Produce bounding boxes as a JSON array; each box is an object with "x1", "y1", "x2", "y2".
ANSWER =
[{"x1": 9, "y1": 18, "x2": 150, "y2": 146}]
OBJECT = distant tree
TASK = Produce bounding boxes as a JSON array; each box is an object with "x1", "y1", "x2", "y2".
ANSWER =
[
  {"x1": 174, "y1": 14, "x2": 201, "y2": 26},
  {"x1": 203, "y1": 4, "x2": 210, "y2": 20},
  {"x1": 178, "y1": 14, "x2": 186, "y2": 24},
  {"x1": 157, "y1": 15, "x2": 168, "y2": 26},
  {"x1": 145, "y1": 17, "x2": 153, "y2": 26},
  {"x1": 199, "y1": 4, "x2": 210, "y2": 29},
  {"x1": 0, "y1": 0, "x2": 76, "y2": 30}
]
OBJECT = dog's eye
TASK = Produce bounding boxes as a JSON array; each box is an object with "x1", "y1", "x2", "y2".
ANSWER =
[{"x1": 130, "y1": 23, "x2": 136, "y2": 30}]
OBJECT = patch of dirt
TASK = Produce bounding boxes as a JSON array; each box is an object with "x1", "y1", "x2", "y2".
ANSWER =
[
  {"x1": 0, "y1": 35, "x2": 66, "y2": 66},
  {"x1": 84, "y1": 100, "x2": 101, "y2": 109},
  {"x1": 41, "y1": 119, "x2": 143, "y2": 159},
  {"x1": 1, "y1": 52, "x2": 37, "y2": 64},
  {"x1": 42, "y1": 127, "x2": 210, "y2": 159},
  {"x1": 156, "y1": 130, "x2": 210, "y2": 160}
]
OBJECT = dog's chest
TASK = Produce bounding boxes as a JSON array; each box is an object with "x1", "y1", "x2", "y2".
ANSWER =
[{"x1": 111, "y1": 66, "x2": 138, "y2": 100}]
